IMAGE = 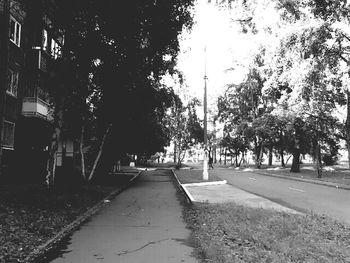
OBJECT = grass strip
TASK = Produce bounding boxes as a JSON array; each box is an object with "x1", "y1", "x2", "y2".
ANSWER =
[
  {"x1": 184, "y1": 202, "x2": 350, "y2": 263},
  {"x1": 175, "y1": 169, "x2": 223, "y2": 184}
]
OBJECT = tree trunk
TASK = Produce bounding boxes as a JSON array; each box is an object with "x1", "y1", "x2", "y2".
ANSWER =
[
  {"x1": 290, "y1": 151, "x2": 300, "y2": 172},
  {"x1": 256, "y1": 140, "x2": 264, "y2": 169},
  {"x1": 173, "y1": 140, "x2": 177, "y2": 164},
  {"x1": 239, "y1": 152, "x2": 244, "y2": 167},
  {"x1": 315, "y1": 143, "x2": 322, "y2": 178},
  {"x1": 224, "y1": 148, "x2": 227, "y2": 165},
  {"x1": 213, "y1": 145, "x2": 216, "y2": 163},
  {"x1": 268, "y1": 143, "x2": 273, "y2": 166},
  {"x1": 87, "y1": 123, "x2": 112, "y2": 182},
  {"x1": 79, "y1": 124, "x2": 86, "y2": 181},
  {"x1": 290, "y1": 126, "x2": 301, "y2": 173},
  {"x1": 46, "y1": 105, "x2": 64, "y2": 188},
  {"x1": 178, "y1": 149, "x2": 186, "y2": 166},
  {"x1": 280, "y1": 149, "x2": 285, "y2": 167},
  {"x1": 46, "y1": 129, "x2": 59, "y2": 188}
]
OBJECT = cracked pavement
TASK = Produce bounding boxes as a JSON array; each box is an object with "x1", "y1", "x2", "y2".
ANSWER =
[{"x1": 46, "y1": 170, "x2": 198, "y2": 263}]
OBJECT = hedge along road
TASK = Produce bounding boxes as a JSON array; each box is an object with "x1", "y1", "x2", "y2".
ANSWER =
[
  {"x1": 39, "y1": 169, "x2": 198, "y2": 263},
  {"x1": 213, "y1": 169, "x2": 350, "y2": 225}
]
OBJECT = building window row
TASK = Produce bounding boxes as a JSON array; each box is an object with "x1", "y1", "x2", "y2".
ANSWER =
[
  {"x1": 42, "y1": 29, "x2": 62, "y2": 59},
  {"x1": 2, "y1": 121, "x2": 15, "y2": 150},
  {"x1": 7, "y1": 69, "x2": 18, "y2": 97},
  {"x1": 10, "y1": 16, "x2": 21, "y2": 47}
]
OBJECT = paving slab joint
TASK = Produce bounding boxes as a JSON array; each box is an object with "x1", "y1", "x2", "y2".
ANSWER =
[{"x1": 24, "y1": 171, "x2": 142, "y2": 263}]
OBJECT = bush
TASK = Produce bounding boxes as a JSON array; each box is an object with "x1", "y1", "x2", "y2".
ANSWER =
[{"x1": 322, "y1": 154, "x2": 338, "y2": 166}]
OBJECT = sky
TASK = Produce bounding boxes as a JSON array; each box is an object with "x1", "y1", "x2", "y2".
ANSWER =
[
  {"x1": 174, "y1": 1, "x2": 249, "y2": 108},
  {"x1": 170, "y1": 0, "x2": 280, "y2": 113}
]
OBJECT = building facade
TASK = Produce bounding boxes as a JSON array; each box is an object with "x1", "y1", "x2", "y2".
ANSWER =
[{"x1": 0, "y1": 0, "x2": 72, "y2": 183}]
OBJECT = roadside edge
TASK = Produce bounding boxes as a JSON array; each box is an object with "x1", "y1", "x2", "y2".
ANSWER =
[
  {"x1": 171, "y1": 169, "x2": 194, "y2": 204},
  {"x1": 255, "y1": 171, "x2": 350, "y2": 191}
]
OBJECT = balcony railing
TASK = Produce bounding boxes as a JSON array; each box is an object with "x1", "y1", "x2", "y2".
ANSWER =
[{"x1": 22, "y1": 97, "x2": 53, "y2": 121}]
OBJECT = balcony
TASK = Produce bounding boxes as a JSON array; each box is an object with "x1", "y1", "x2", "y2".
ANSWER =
[{"x1": 22, "y1": 97, "x2": 53, "y2": 121}]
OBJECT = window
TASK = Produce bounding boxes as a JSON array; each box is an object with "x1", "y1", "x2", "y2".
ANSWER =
[
  {"x1": 51, "y1": 39, "x2": 61, "y2": 59},
  {"x1": 7, "y1": 69, "x2": 18, "y2": 97},
  {"x1": 42, "y1": 29, "x2": 49, "y2": 51},
  {"x1": 2, "y1": 121, "x2": 15, "y2": 149},
  {"x1": 10, "y1": 16, "x2": 21, "y2": 47}
]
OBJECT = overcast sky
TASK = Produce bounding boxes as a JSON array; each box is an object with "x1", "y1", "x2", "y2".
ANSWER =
[{"x1": 175, "y1": 1, "x2": 250, "y2": 107}]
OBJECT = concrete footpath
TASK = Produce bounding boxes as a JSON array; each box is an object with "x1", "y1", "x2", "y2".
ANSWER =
[
  {"x1": 47, "y1": 169, "x2": 198, "y2": 263},
  {"x1": 182, "y1": 183, "x2": 299, "y2": 214}
]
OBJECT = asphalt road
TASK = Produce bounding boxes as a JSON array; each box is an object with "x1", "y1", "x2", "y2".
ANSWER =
[{"x1": 213, "y1": 169, "x2": 350, "y2": 225}]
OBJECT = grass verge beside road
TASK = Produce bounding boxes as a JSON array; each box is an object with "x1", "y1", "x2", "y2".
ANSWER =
[
  {"x1": 175, "y1": 169, "x2": 223, "y2": 184},
  {"x1": 0, "y1": 174, "x2": 135, "y2": 263},
  {"x1": 184, "y1": 202, "x2": 350, "y2": 263}
]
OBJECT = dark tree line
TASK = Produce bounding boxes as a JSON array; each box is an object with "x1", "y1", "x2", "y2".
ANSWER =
[
  {"x1": 31, "y1": 0, "x2": 195, "y2": 186},
  {"x1": 215, "y1": 0, "x2": 350, "y2": 177}
]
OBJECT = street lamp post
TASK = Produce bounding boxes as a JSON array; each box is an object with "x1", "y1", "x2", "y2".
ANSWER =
[{"x1": 203, "y1": 47, "x2": 208, "y2": 180}]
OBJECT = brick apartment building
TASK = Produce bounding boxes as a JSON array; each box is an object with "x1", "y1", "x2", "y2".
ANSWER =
[{"x1": 0, "y1": 0, "x2": 73, "y2": 183}]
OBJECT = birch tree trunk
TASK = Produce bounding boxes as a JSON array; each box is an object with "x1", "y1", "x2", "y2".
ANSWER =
[
  {"x1": 88, "y1": 123, "x2": 112, "y2": 182},
  {"x1": 79, "y1": 124, "x2": 86, "y2": 181},
  {"x1": 46, "y1": 108, "x2": 63, "y2": 188},
  {"x1": 46, "y1": 131, "x2": 58, "y2": 188}
]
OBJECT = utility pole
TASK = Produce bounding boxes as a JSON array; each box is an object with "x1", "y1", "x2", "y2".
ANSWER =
[
  {"x1": 203, "y1": 46, "x2": 208, "y2": 180},
  {"x1": 0, "y1": 0, "x2": 10, "y2": 177}
]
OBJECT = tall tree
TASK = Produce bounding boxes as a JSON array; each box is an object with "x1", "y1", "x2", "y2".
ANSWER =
[{"x1": 43, "y1": 0, "x2": 195, "y2": 186}]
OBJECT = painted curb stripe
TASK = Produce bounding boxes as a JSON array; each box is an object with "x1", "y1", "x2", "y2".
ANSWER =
[{"x1": 182, "y1": 180, "x2": 227, "y2": 187}]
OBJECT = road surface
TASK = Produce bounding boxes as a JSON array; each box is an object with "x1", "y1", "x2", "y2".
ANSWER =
[{"x1": 213, "y1": 169, "x2": 350, "y2": 225}]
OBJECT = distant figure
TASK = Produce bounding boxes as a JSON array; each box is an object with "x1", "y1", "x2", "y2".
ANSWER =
[
  {"x1": 209, "y1": 157, "x2": 214, "y2": 169},
  {"x1": 117, "y1": 160, "x2": 121, "y2": 171}
]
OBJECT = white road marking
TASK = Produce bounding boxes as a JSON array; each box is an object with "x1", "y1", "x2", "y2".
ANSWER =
[
  {"x1": 288, "y1": 187, "x2": 305, "y2": 193},
  {"x1": 249, "y1": 177, "x2": 257, "y2": 181}
]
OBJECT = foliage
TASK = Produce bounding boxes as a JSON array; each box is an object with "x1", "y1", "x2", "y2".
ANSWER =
[
  {"x1": 215, "y1": 0, "x2": 350, "y2": 174},
  {"x1": 36, "y1": 0, "x2": 196, "y2": 182},
  {"x1": 168, "y1": 97, "x2": 204, "y2": 166}
]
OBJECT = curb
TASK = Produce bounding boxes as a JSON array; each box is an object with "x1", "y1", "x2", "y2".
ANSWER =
[
  {"x1": 182, "y1": 180, "x2": 227, "y2": 187},
  {"x1": 254, "y1": 171, "x2": 350, "y2": 191},
  {"x1": 25, "y1": 171, "x2": 142, "y2": 263},
  {"x1": 171, "y1": 170, "x2": 194, "y2": 204}
]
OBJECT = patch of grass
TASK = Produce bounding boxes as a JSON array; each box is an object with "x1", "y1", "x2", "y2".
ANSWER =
[
  {"x1": 185, "y1": 202, "x2": 350, "y2": 263},
  {"x1": 175, "y1": 169, "x2": 224, "y2": 184},
  {"x1": 0, "y1": 174, "x2": 134, "y2": 263}
]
